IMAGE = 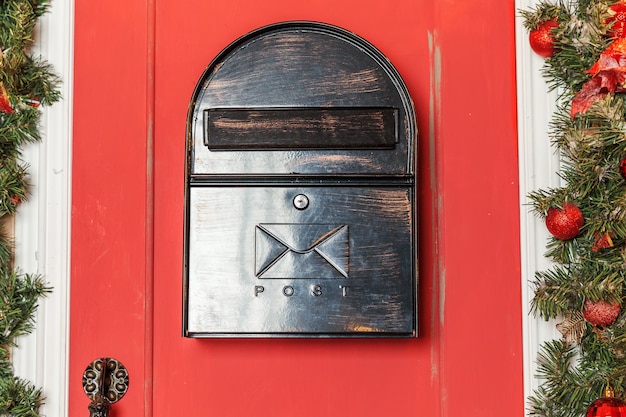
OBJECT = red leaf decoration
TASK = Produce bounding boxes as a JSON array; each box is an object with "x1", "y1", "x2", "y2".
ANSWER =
[
  {"x1": 589, "y1": 38, "x2": 626, "y2": 75},
  {"x1": 572, "y1": 78, "x2": 607, "y2": 117},
  {"x1": 607, "y1": 1, "x2": 626, "y2": 38},
  {"x1": 571, "y1": 39, "x2": 626, "y2": 117},
  {"x1": 592, "y1": 231, "x2": 614, "y2": 252}
]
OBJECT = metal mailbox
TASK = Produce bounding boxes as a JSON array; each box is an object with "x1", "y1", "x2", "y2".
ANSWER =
[{"x1": 183, "y1": 21, "x2": 417, "y2": 337}]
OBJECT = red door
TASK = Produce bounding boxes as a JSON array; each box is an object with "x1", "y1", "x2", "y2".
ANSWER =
[{"x1": 70, "y1": 1, "x2": 523, "y2": 416}]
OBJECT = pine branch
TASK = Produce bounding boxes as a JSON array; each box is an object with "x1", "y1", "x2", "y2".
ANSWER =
[
  {"x1": 523, "y1": 1, "x2": 626, "y2": 415},
  {"x1": 0, "y1": 225, "x2": 12, "y2": 269},
  {"x1": 528, "y1": 340, "x2": 592, "y2": 417},
  {"x1": 0, "y1": 375, "x2": 44, "y2": 417},
  {"x1": 541, "y1": 1, "x2": 612, "y2": 93},
  {"x1": 0, "y1": 157, "x2": 29, "y2": 216},
  {"x1": 528, "y1": 338, "x2": 626, "y2": 417},
  {"x1": 0, "y1": 269, "x2": 51, "y2": 348},
  {"x1": 1, "y1": 52, "x2": 61, "y2": 105},
  {"x1": 532, "y1": 266, "x2": 583, "y2": 319},
  {"x1": 0, "y1": 107, "x2": 43, "y2": 152},
  {"x1": 528, "y1": 187, "x2": 571, "y2": 217},
  {"x1": 520, "y1": 0, "x2": 563, "y2": 31}
]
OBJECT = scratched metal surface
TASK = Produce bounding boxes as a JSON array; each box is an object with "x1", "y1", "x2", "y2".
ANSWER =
[{"x1": 185, "y1": 186, "x2": 415, "y2": 336}]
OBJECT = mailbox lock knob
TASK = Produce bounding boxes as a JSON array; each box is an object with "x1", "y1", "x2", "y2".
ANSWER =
[{"x1": 293, "y1": 194, "x2": 309, "y2": 210}]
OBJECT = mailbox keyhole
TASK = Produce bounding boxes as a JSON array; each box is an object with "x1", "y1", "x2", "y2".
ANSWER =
[{"x1": 293, "y1": 194, "x2": 309, "y2": 210}]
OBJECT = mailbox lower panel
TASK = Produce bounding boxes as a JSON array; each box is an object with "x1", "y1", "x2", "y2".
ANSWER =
[{"x1": 184, "y1": 186, "x2": 416, "y2": 337}]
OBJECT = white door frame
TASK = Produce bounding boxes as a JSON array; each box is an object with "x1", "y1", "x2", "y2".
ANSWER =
[
  {"x1": 12, "y1": 1, "x2": 74, "y2": 417},
  {"x1": 515, "y1": 0, "x2": 561, "y2": 412}
]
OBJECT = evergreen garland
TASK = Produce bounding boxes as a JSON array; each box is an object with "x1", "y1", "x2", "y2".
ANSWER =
[
  {"x1": 522, "y1": 1, "x2": 626, "y2": 416},
  {"x1": 0, "y1": 0, "x2": 59, "y2": 416}
]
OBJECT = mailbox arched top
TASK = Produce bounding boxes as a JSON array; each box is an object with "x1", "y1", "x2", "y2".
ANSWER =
[{"x1": 188, "y1": 21, "x2": 417, "y2": 176}]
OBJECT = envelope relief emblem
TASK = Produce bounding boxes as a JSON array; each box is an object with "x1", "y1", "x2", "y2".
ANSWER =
[{"x1": 255, "y1": 223, "x2": 349, "y2": 279}]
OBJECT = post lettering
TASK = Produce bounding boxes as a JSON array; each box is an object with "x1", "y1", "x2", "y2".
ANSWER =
[
  {"x1": 339, "y1": 285, "x2": 349, "y2": 297},
  {"x1": 311, "y1": 285, "x2": 323, "y2": 297}
]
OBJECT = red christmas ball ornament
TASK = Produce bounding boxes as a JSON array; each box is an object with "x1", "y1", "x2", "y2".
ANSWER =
[
  {"x1": 545, "y1": 202, "x2": 584, "y2": 240},
  {"x1": 529, "y1": 19, "x2": 559, "y2": 58},
  {"x1": 586, "y1": 386, "x2": 626, "y2": 417},
  {"x1": 620, "y1": 157, "x2": 626, "y2": 180},
  {"x1": 583, "y1": 300, "x2": 621, "y2": 328}
]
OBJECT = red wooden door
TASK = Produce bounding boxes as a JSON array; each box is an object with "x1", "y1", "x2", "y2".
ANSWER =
[{"x1": 70, "y1": 0, "x2": 524, "y2": 416}]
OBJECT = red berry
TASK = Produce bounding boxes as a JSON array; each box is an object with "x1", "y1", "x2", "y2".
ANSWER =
[
  {"x1": 529, "y1": 19, "x2": 558, "y2": 58},
  {"x1": 545, "y1": 202, "x2": 584, "y2": 240},
  {"x1": 620, "y1": 157, "x2": 626, "y2": 180},
  {"x1": 0, "y1": 88, "x2": 13, "y2": 114},
  {"x1": 9, "y1": 194, "x2": 19, "y2": 207},
  {"x1": 583, "y1": 300, "x2": 621, "y2": 328},
  {"x1": 27, "y1": 97, "x2": 40, "y2": 108}
]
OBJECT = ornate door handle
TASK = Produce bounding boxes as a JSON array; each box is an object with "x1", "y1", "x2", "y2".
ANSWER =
[{"x1": 82, "y1": 358, "x2": 129, "y2": 417}]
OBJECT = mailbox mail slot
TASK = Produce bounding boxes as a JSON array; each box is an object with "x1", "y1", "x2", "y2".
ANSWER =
[
  {"x1": 184, "y1": 21, "x2": 417, "y2": 337},
  {"x1": 205, "y1": 107, "x2": 398, "y2": 150}
]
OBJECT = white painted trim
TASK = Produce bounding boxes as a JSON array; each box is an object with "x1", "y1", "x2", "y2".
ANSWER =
[
  {"x1": 12, "y1": 1, "x2": 74, "y2": 416},
  {"x1": 515, "y1": 0, "x2": 562, "y2": 413}
]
